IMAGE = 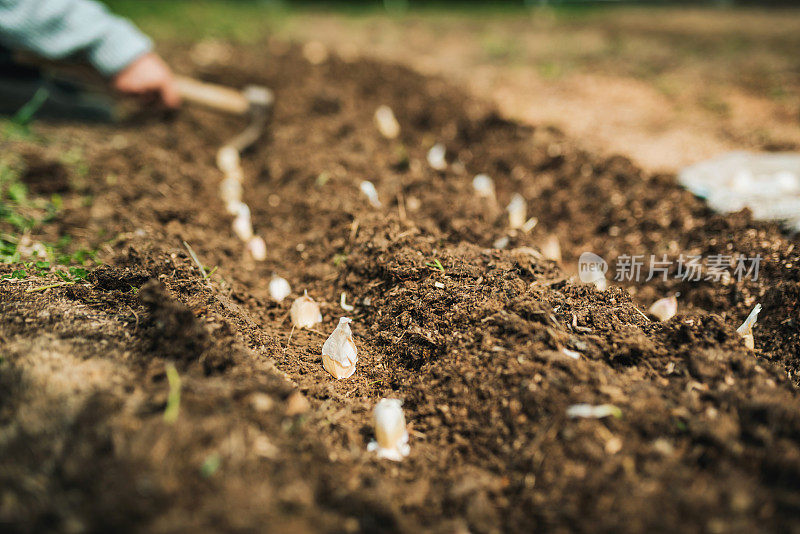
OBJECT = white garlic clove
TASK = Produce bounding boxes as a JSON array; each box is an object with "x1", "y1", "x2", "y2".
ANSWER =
[
  {"x1": 541, "y1": 235, "x2": 562, "y2": 262},
  {"x1": 247, "y1": 236, "x2": 267, "y2": 261},
  {"x1": 340, "y1": 292, "x2": 354, "y2": 312},
  {"x1": 472, "y1": 174, "x2": 495, "y2": 199},
  {"x1": 220, "y1": 177, "x2": 243, "y2": 205},
  {"x1": 233, "y1": 202, "x2": 250, "y2": 220},
  {"x1": 567, "y1": 403, "x2": 622, "y2": 419},
  {"x1": 216, "y1": 145, "x2": 240, "y2": 174},
  {"x1": 322, "y1": 317, "x2": 358, "y2": 379},
  {"x1": 506, "y1": 193, "x2": 527, "y2": 229},
  {"x1": 290, "y1": 291, "x2": 322, "y2": 329},
  {"x1": 232, "y1": 213, "x2": 253, "y2": 241},
  {"x1": 521, "y1": 217, "x2": 538, "y2": 233},
  {"x1": 223, "y1": 166, "x2": 244, "y2": 183},
  {"x1": 493, "y1": 236, "x2": 510, "y2": 249},
  {"x1": 592, "y1": 276, "x2": 608, "y2": 291},
  {"x1": 269, "y1": 276, "x2": 292, "y2": 303},
  {"x1": 649, "y1": 295, "x2": 678, "y2": 322},
  {"x1": 427, "y1": 143, "x2": 447, "y2": 171},
  {"x1": 736, "y1": 303, "x2": 762, "y2": 350},
  {"x1": 374, "y1": 105, "x2": 400, "y2": 139},
  {"x1": 226, "y1": 200, "x2": 244, "y2": 215},
  {"x1": 367, "y1": 398, "x2": 410, "y2": 461},
  {"x1": 360, "y1": 180, "x2": 382, "y2": 208}
]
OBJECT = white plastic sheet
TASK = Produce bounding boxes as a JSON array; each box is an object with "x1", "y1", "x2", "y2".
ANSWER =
[{"x1": 678, "y1": 151, "x2": 800, "y2": 232}]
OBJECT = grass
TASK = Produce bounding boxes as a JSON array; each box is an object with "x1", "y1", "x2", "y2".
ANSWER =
[
  {"x1": 0, "y1": 153, "x2": 98, "y2": 280},
  {"x1": 425, "y1": 259, "x2": 445, "y2": 273},
  {"x1": 163, "y1": 363, "x2": 182, "y2": 424},
  {"x1": 1, "y1": 92, "x2": 101, "y2": 282}
]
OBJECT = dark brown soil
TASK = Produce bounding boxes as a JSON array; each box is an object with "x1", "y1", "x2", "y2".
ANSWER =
[{"x1": 2, "y1": 42, "x2": 800, "y2": 533}]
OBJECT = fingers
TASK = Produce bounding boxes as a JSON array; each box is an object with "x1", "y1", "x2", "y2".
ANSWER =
[
  {"x1": 160, "y1": 77, "x2": 181, "y2": 109},
  {"x1": 113, "y1": 52, "x2": 182, "y2": 109}
]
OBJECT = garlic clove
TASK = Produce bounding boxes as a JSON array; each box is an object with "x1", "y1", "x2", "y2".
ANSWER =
[
  {"x1": 269, "y1": 276, "x2": 292, "y2": 303},
  {"x1": 649, "y1": 295, "x2": 678, "y2": 322},
  {"x1": 367, "y1": 398, "x2": 410, "y2": 461},
  {"x1": 493, "y1": 236, "x2": 510, "y2": 249},
  {"x1": 521, "y1": 217, "x2": 538, "y2": 233},
  {"x1": 290, "y1": 290, "x2": 322, "y2": 329},
  {"x1": 247, "y1": 236, "x2": 267, "y2": 261},
  {"x1": 594, "y1": 277, "x2": 608, "y2": 291},
  {"x1": 340, "y1": 292, "x2": 354, "y2": 312},
  {"x1": 226, "y1": 200, "x2": 244, "y2": 215},
  {"x1": 507, "y1": 193, "x2": 527, "y2": 229},
  {"x1": 360, "y1": 180, "x2": 382, "y2": 208},
  {"x1": 472, "y1": 174, "x2": 495, "y2": 199},
  {"x1": 232, "y1": 213, "x2": 253, "y2": 241},
  {"x1": 220, "y1": 177, "x2": 242, "y2": 205},
  {"x1": 216, "y1": 145, "x2": 240, "y2": 174},
  {"x1": 321, "y1": 317, "x2": 358, "y2": 379},
  {"x1": 374, "y1": 105, "x2": 400, "y2": 139},
  {"x1": 427, "y1": 143, "x2": 447, "y2": 171},
  {"x1": 541, "y1": 235, "x2": 562, "y2": 262},
  {"x1": 567, "y1": 403, "x2": 622, "y2": 419},
  {"x1": 233, "y1": 202, "x2": 250, "y2": 219},
  {"x1": 736, "y1": 303, "x2": 762, "y2": 350}
]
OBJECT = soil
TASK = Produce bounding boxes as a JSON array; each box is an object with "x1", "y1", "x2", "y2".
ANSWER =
[{"x1": 2, "y1": 43, "x2": 800, "y2": 533}]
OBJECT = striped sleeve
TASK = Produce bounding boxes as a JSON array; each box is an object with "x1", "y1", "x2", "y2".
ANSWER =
[{"x1": 0, "y1": 0, "x2": 152, "y2": 76}]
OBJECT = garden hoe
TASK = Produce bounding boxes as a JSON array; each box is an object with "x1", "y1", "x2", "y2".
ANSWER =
[
  {"x1": 10, "y1": 52, "x2": 274, "y2": 153},
  {"x1": 173, "y1": 75, "x2": 274, "y2": 153}
]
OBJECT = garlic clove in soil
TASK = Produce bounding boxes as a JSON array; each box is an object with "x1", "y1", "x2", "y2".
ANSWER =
[
  {"x1": 367, "y1": 398, "x2": 410, "y2": 461},
  {"x1": 507, "y1": 193, "x2": 527, "y2": 229},
  {"x1": 592, "y1": 276, "x2": 608, "y2": 291},
  {"x1": 226, "y1": 200, "x2": 245, "y2": 215},
  {"x1": 567, "y1": 403, "x2": 622, "y2": 419},
  {"x1": 220, "y1": 176, "x2": 243, "y2": 205},
  {"x1": 541, "y1": 235, "x2": 562, "y2": 263},
  {"x1": 247, "y1": 236, "x2": 267, "y2": 261},
  {"x1": 232, "y1": 210, "x2": 254, "y2": 241},
  {"x1": 290, "y1": 291, "x2": 322, "y2": 329},
  {"x1": 360, "y1": 180, "x2": 382, "y2": 208},
  {"x1": 322, "y1": 317, "x2": 358, "y2": 379},
  {"x1": 472, "y1": 174, "x2": 495, "y2": 199},
  {"x1": 736, "y1": 303, "x2": 762, "y2": 350},
  {"x1": 649, "y1": 295, "x2": 678, "y2": 322},
  {"x1": 216, "y1": 145, "x2": 240, "y2": 174},
  {"x1": 374, "y1": 105, "x2": 400, "y2": 139},
  {"x1": 427, "y1": 143, "x2": 447, "y2": 171},
  {"x1": 269, "y1": 276, "x2": 292, "y2": 303}
]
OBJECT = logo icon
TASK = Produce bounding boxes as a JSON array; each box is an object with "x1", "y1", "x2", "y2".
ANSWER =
[{"x1": 578, "y1": 252, "x2": 608, "y2": 284}]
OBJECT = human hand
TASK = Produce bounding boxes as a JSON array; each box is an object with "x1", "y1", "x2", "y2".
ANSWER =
[{"x1": 112, "y1": 52, "x2": 181, "y2": 108}]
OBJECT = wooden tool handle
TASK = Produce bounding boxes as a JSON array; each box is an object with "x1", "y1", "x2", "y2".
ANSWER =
[{"x1": 174, "y1": 75, "x2": 250, "y2": 115}]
